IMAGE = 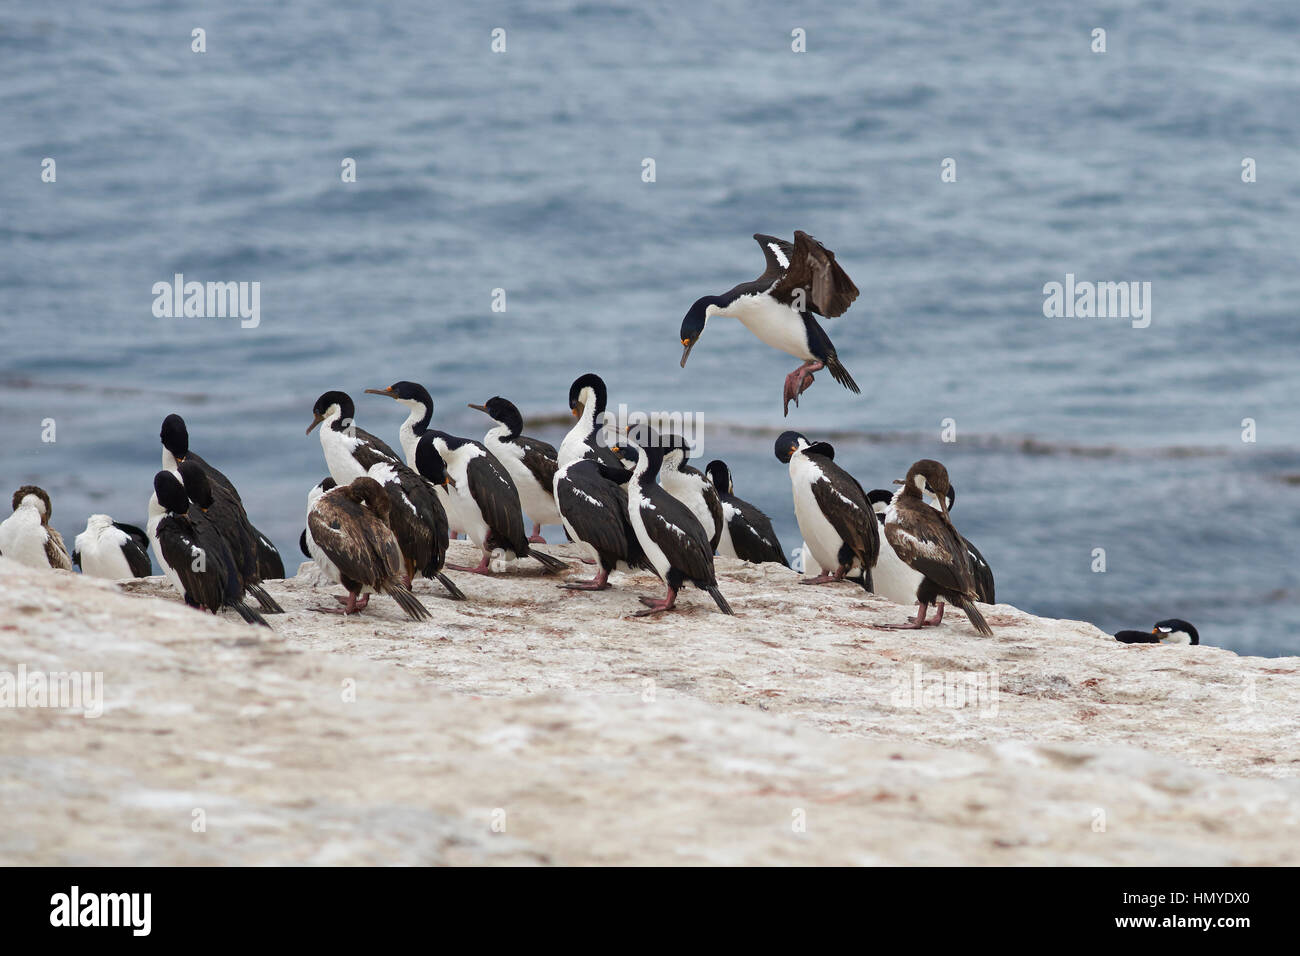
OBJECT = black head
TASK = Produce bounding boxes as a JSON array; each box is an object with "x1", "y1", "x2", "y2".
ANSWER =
[
  {"x1": 704, "y1": 460, "x2": 733, "y2": 493},
  {"x1": 867, "y1": 488, "x2": 893, "y2": 523},
  {"x1": 365, "y1": 381, "x2": 432, "y2": 407},
  {"x1": 153, "y1": 471, "x2": 190, "y2": 514},
  {"x1": 160, "y1": 414, "x2": 189, "y2": 460},
  {"x1": 679, "y1": 295, "x2": 728, "y2": 368},
  {"x1": 307, "y1": 390, "x2": 355, "y2": 435},
  {"x1": 946, "y1": 485, "x2": 956, "y2": 512},
  {"x1": 774, "y1": 430, "x2": 807, "y2": 464},
  {"x1": 319, "y1": 476, "x2": 337, "y2": 493},
  {"x1": 568, "y1": 374, "x2": 608, "y2": 419},
  {"x1": 177, "y1": 461, "x2": 214, "y2": 509},
  {"x1": 413, "y1": 433, "x2": 451, "y2": 487},
  {"x1": 1153, "y1": 619, "x2": 1200, "y2": 645},
  {"x1": 468, "y1": 397, "x2": 523, "y2": 437}
]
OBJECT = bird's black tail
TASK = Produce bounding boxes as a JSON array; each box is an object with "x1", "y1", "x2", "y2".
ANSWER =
[
  {"x1": 247, "y1": 582, "x2": 284, "y2": 614},
  {"x1": 956, "y1": 595, "x2": 993, "y2": 637},
  {"x1": 231, "y1": 600, "x2": 270, "y2": 628},
  {"x1": 529, "y1": 548, "x2": 571, "y2": 576},
  {"x1": 436, "y1": 572, "x2": 466, "y2": 600},
  {"x1": 385, "y1": 583, "x2": 432, "y2": 622},
  {"x1": 255, "y1": 532, "x2": 286, "y2": 579},
  {"x1": 824, "y1": 345, "x2": 860, "y2": 396},
  {"x1": 706, "y1": 584, "x2": 734, "y2": 616}
]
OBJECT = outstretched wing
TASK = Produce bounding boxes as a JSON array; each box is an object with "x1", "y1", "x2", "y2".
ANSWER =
[
  {"x1": 752, "y1": 233, "x2": 794, "y2": 284},
  {"x1": 768, "y1": 230, "x2": 859, "y2": 318}
]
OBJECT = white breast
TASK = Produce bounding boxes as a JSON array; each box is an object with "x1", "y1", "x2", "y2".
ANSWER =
[
  {"x1": 788, "y1": 455, "x2": 843, "y2": 574},
  {"x1": 626, "y1": 484, "x2": 671, "y2": 580},
  {"x1": 721, "y1": 294, "x2": 813, "y2": 360},
  {"x1": 485, "y1": 430, "x2": 560, "y2": 527},
  {"x1": 75, "y1": 524, "x2": 135, "y2": 579},
  {"x1": 0, "y1": 509, "x2": 52, "y2": 569},
  {"x1": 320, "y1": 427, "x2": 367, "y2": 484},
  {"x1": 660, "y1": 469, "x2": 716, "y2": 543},
  {"x1": 872, "y1": 524, "x2": 924, "y2": 605},
  {"x1": 715, "y1": 501, "x2": 739, "y2": 559},
  {"x1": 146, "y1": 497, "x2": 186, "y2": 597}
]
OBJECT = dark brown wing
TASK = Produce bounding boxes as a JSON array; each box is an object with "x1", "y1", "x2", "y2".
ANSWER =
[
  {"x1": 309, "y1": 492, "x2": 401, "y2": 589},
  {"x1": 752, "y1": 233, "x2": 795, "y2": 283},
  {"x1": 640, "y1": 485, "x2": 717, "y2": 585},
  {"x1": 556, "y1": 461, "x2": 642, "y2": 568},
  {"x1": 768, "y1": 230, "x2": 859, "y2": 318},
  {"x1": 809, "y1": 459, "x2": 879, "y2": 565},
  {"x1": 885, "y1": 501, "x2": 978, "y2": 598},
  {"x1": 517, "y1": 436, "x2": 559, "y2": 490},
  {"x1": 45, "y1": 527, "x2": 73, "y2": 570},
  {"x1": 723, "y1": 494, "x2": 788, "y2": 566},
  {"x1": 468, "y1": 455, "x2": 527, "y2": 554}
]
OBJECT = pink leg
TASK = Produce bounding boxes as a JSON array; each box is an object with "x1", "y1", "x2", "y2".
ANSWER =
[
  {"x1": 316, "y1": 591, "x2": 364, "y2": 615},
  {"x1": 925, "y1": 602, "x2": 946, "y2": 626},
  {"x1": 871, "y1": 603, "x2": 930, "y2": 630},
  {"x1": 529, "y1": 523, "x2": 546, "y2": 544},
  {"x1": 800, "y1": 564, "x2": 847, "y2": 585},
  {"x1": 783, "y1": 360, "x2": 826, "y2": 416},
  {"x1": 561, "y1": 567, "x2": 610, "y2": 591},
  {"x1": 634, "y1": 586, "x2": 679, "y2": 616},
  {"x1": 333, "y1": 592, "x2": 370, "y2": 609},
  {"x1": 447, "y1": 551, "x2": 494, "y2": 575}
]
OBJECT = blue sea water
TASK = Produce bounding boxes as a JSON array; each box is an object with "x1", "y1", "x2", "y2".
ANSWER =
[{"x1": 2, "y1": 1, "x2": 1298, "y2": 655}]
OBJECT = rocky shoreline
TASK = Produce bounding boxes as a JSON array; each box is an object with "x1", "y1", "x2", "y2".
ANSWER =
[{"x1": 2, "y1": 546, "x2": 1298, "y2": 865}]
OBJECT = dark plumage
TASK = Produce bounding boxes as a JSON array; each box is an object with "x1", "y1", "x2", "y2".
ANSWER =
[
  {"x1": 679, "y1": 232, "x2": 861, "y2": 415},
  {"x1": 178, "y1": 461, "x2": 283, "y2": 614},
  {"x1": 880, "y1": 460, "x2": 992, "y2": 637},
  {"x1": 1116, "y1": 619, "x2": 1200, "y2": 645},
  {"x1": 704, "y1": 461, "x2": 788, "y2": 566},
  {"x1": 775, "y1": 432, "x2": 877, "y2": 590},
  {"x1": 553, "y1": 458, "x2": 648, "y2": 590},
  {"x1": 160, "y1": 414, "x2": 285, "y2": 579},
  {"x1": 620, "y1": 436, "x2": 734, "y2": 617},
  {"x1": 308, "y1": 390, "x2": 463, "y2": 600},
  {"x1": 306, "y1": 476, "x2": 431, "y2": 621},
  {"x1": 415, "y1": 432, "x2": 569, "y2": 576},
  {"x1": 151, "y1": 471, "x2": 267, "y2": 626}
]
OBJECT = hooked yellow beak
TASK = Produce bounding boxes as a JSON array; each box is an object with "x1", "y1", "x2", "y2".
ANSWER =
[
  {"x1": 306, "y1": 412, "x2": 325, "y2": 435},
  {"x1": 363, "y1": 387, "x2": 395, "y2": 398},
  {"x1": 1152, "y1": 626, "x2": 1160, "y2": 634}
]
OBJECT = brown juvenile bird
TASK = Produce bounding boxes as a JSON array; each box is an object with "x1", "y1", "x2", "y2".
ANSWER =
[
  {"x1": 306, "y1": 475, "x2": 431, "y2": 621},
  {"x1": 878, "y1": 460, "x2": 993, "y2": 637},
  {"x1": 0, "y1": 486, "x2": 72, "y2": 570}
]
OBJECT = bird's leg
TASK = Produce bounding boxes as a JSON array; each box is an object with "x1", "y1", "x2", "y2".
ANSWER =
[
  {"x1": 332, "y1": 593, "x2": 369, "y2": 608},
  {"x1": 317, "y1": 591, "x2": 364, "y2": 615},
  {"x1": 447, "y1": 550, "x2": 494, "y2": 575},
  {"x1": 801, "y1": 565, "x2": 847, "y2": 585},
  {"x1": 782, "y1": 360, "x2": 825, "y2": 416},
  {"x1": 560, "y1": 567, "x2": 610, "y2": 591},
  {"x1": 634, "y1": 586, "x2": 678, "y2": 616},
  {"x1": 529, "y1": 523, "x2": 546, "y2": 544},
  {"x1": 925, "y1": 602, "x2": 946, "y2": 626},
  {"x1": 871, "y1": 603, "x2": 930, "y2": 630}
]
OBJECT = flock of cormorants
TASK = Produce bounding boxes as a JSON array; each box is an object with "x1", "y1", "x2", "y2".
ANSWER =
[{"x1": 0, "y1": 232, "x2": 1196, "y2": 644}]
